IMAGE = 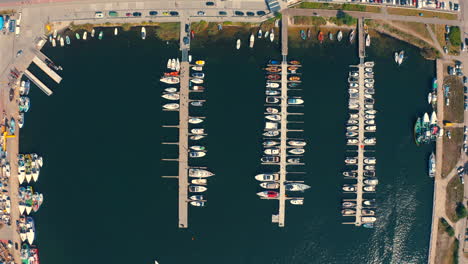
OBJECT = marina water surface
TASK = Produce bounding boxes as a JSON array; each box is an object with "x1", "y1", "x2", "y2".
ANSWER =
[{"x1": 21, "y1": 28, "x2": 434, "y2": 264}]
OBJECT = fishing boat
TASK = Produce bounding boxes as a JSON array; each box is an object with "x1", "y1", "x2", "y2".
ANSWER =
[
  {"x1": 365, "y1": 34, "x2": 371, "y2": 47},
  {"x1": 191, "y1": 78, "x2": 204, "y2": 84},
  {"x1": 300, "y1": 30, "x2": 306, "y2": 40},
  {"x1": 192, "y1": 179, "x2": 207, "y2": 185},
  {"x1": 288, "y1": 141, "x2": 306, "y2": 147},
  {"x1": 83, "y1": 31, "x2": 87, "y2": 40},
  {"x1": 255, "y1": 173, "x2": 279, "y2": 181},
  {"x1": 337, "y1": 30, "x2": 343, "y2": 41},
  {"x1": 257, "y1": 29, "x2": 262, "y2": 38},
  {"x1": 266, "y1": 82, "x2": 280, "y2": 88},
  {"x1": 160, "y1": 77, "x2": 180, "y2": 84},
  {"x1": 98, "y1": 31, "x2": 103, "y2": 40},
  {"x1": 189, "y1": 151, "x2": 206, "y2": 158},
  {"x1": 260, "y1": 182, "x2": 280, "y2": 189},
  {"x1": 285, "y1": 183, "x2": 310, "y2": 191},
  {"x1": 189, "y1": 186, "x2": 207, "y2": 192},
  {"x1": 318, "y1": 31, "x2": 324, "y2": 43},
  {"x1": 75, "y1": 33, "x2": 80, "y2": 40},
  {"x1": 114, "y1": 27, "x2": 118, "y2": 36},
  {"x1": 290, "y1": 199, "x2": 304, "y2": 205},
  {"x1": 191, "y1": 101, "x2": 204, "y2": 107},
  {"x1": 263, "y1": 140, "x2": 279, "y2": 147},
  {"x1": 349, "y1": 29, "x2": 356, "y2": 43},
  {"x1": 287, "y1": 98, "x2": 304, "y2": 105},
  {"x1": 163, "y1": 103, "x2": 179, "y2": 110},
  {"x1": 189, "y1": 169, "x2": 214, "y2": 178},
  {"x1": 265, "y1": 114, "x2": 281, "y2": 121},
  {"x1": 414, "y1": 117, "x2": 422, "y2": 145},
  {"x1": 257, "y1": 191, "x2": 278, "y2": 198},
  {"x1": 236, "y1": 39, "x2": 241, "y2": 49},
  {"x1": 428, "y1": 152, "x2": 435, "y2": 177},
  {"x1": 191, "y1": 128, "x2": 205, "y2": 135},
  {"x1": 270, "y1": 29, "x2": 274, "y2": 42},
  {"x1": 189, "y1": 118, "x2": 203, "y2": 124},
  {"x1": 65, "y1": 36, "x2": 70, "y2": 45},
  {"x1": 267, "y1": 74, "x2": 281, "y2": 80},
  {"x1": 141, "y1": 27, "x2": 146, "y2": 40},
  {"x1": 190, "y1": 201, "x2": 205, "y2": 207},
  {"x1": 249, "y1": 34, "x2": 255, "y2": 48},
  {"x1": 91, "y1": 29, "x2": 95, "y2": 37},
  {"x1": 195, "y1": 60, "x2": 205, "y2": 66},
  {"x1": 289, "y1": 148, "x2": 305, "y2": 155},
  {"x1": 261, "y1": 156, "x2": 279, "y2": 163},
  {"x1": 263, "y1": 130, "x2": 279, "y2": 137},
  {"x1": 161, "y1": 93, "x2": 179, "y2": 100}
]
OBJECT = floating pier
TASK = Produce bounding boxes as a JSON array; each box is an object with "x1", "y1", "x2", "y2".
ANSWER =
[
  {"x1": 178, "y1": 61, "x2": 190, "y2": 228},
  {"x1": 32, "y1": 56, "x2": 62, "y2": 83},
  {"x1": 358, "y1": 18, "x2": 366, "y2": 64},
  {"x1": 23, "y1": 70, "x2": 53, "y2": 96},
  {"x1": 277, "y1": 60, "x2": 288, "y2": 227}
]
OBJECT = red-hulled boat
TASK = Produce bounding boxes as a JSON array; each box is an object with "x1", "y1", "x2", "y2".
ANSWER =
[
  {"x1": 289, "y1": 60, "x2": 301, "y2": 65},
  {"x1": 190, "y1": 30, "x2": 195, "y2": 39},
  {"x1": 257, "y1": 191, "x2": 279, "y2": 198},
  {"x1": 29, "y1": 247, "x2": 39, "y2": 264},
  {"x1": 267, "y1": 74, "x2": 281, "y2": 80},
  {"x1": 164, "y1": 71, "x2": 179, "y2": 76},
  {"x1": 318, "y1": 31, "x2": 324, "y2": 44}
]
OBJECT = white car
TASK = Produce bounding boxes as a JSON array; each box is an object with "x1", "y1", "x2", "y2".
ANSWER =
[{"x1": 95, "y1": 12, "x2": 104, "y2": 18}]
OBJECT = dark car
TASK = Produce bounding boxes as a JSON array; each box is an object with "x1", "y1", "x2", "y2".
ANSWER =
[
  {"x1": 185, "y1": 24, "x2": 190, "y2": 32},
  {"x1": 133, "y1": 12, "x2": 142, "y2": 17},
  {"x1": 463, "y1": 76, "x2": 467, "y2": 84},
  {"x1": 170, "y1": 11, "x2": 179, "y2": 16},
  {"x1": 206, "y1": 1, "x2": 215, "y2": 6},
  {"x1": 234, "y1": 11, "x2": 244, "y2": 16},
  {"x1": 256, "y1": 11, "x2": 266, "y2": 16},
  {"x1": 246, "y1": 12, "x2": 255, "y2": 16},
  {"x1": 149, "y1": 11, "x2": 158, "y2": 16},
  {"x1": 183, "y1": 36, "x2": 190, "y2": 44},
  {"x1": 219, "y1": 11, "x2": 227, "y2": 15},
  {"x1": 464, "y1": 86, "x2": 467, "y2": 93}
]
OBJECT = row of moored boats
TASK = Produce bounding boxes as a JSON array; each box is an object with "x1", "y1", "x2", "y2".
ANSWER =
[
  {"x1": 49, "y1": 27, "x2": 147, "y2": 47},
  {"x1": 238, "y1": 28, "x2": 275, "y2": 49}
]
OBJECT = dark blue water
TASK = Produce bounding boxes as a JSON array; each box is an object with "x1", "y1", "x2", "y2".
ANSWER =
[{"x1": 21, "y1": 28, "x2": 434, "y2": 264}]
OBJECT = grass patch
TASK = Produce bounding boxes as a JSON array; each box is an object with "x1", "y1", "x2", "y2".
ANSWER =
[
  {"x1": 444, "y1": 76, "x2": 464, "y2": 123},
  {"x1": 449, "y1": 26, "x2": 461, "y2": 47},
  {"x1": 154, "y1": 22, "x2": 179, "y2": 40},
  {"x1": 441, "y1": 128, "x2": 463, "y2": 177},
  {"x1": 191, "y1": 20, "x2": 208, "y2": 33},
  {"x1": 387, "y1": 7, "x2": 458, "y2": 20},
  {"x1": 293, "y1": 16, "x2": 326, "y2": 26},
  {"x1": 390, "y1": 21, "x2": 431, "y2": 41},
  {"x1": 446, "y1": 176, "x2": 464, "y2": 222},
  {"x1": 297, "y1": 2, "x2": 380, "y2": 13}
]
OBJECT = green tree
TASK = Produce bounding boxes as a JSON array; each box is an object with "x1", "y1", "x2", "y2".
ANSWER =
[
  {"x1": 456, "y1": 202, "x2": 467, "y2": 220},
  {"x1": 449, "y1": 26, "x2": 461, "y2": 46}
]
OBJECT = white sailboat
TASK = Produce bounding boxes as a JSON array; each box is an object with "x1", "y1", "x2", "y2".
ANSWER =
[
  {"x1": 249, "y1": 34, "x2": 254, "y2": 48},
  {"x1": 175, "y1": 58, "x2": 180, "y2": 71},
  {"x1": 52, "y1": 38, "x2": 56, "y2": 47},
  {"x1": 114, "y1": 27, "x2": 118, "y2": 36},
  {"x1": 91, "y1": 29, "x2": 95, "y2": 38},
  {"x1": 60, "y1": 37, "x2": 64, "y2": 47},
  {"x1": 141, "y1": 27, "x2": 146, "y2": 40},
  {"x1": 236, "y1": 39, "x2": 241, "y2": 49},
  {"x1": 25, "y1": 205, "x2": 32, "y2": 215},
  {"x1": 19, "y1": 204, "x2": 25, "y2": 215},
  {"x1": 27, "y1": 229, "x2": 35, "y2": 244},
  {"x1": 270, "y1": 29, "x2": 274, "y2": 42},
  {"x1": 83, "y1": 31, "x2": 87, "y2": 40},
  {"x1": 167, "y1": 59, "x2": 171, "y2": 69}
]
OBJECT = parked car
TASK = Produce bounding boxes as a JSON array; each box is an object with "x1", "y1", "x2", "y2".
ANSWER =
[
  {"x1": 183, "y1": 36, "x2": 190, "y2": 44},
  {"x1": 234, "y1": 11, "x2": 244, "y2": 16},
  {"x1": 219, "y1": 11, "x2": 227, "y2": 15},
  {"x1": 246, "y1": 11, "x2": 255, "y2": 16},
  {"x1": 108, "y1": 11, "x2": 118, "y2": 17},
  {"x1": 463, "y1": 76, "x2": 467, "y2": 84},
  {"x1": 256, "y1": 11, "x2": 266, "y2": 16},
  {"x1": 206, "y1": 1, "x2": 215, "y2": 6},
  {"x1": 126, "y1": 13, "x2": 132, "y2": 17},
  {"x1": 95, "y1": 12, "x2": 104, "y2": 18},
  {"x1": 170, "y1": 11, "x2": 179, "y2": 16},
  {"x1": 133, "y1": 12, "x2": 142, "y2": 17},
  {"x1": 149, "y1": 11, "x2": 158, "y2": 16},
  {"x1": 185, "y1": 24, "x2": 189, "y2": 32},
  {"x1": 197, "y1": 11, "x2": 205, "y2": 16}
]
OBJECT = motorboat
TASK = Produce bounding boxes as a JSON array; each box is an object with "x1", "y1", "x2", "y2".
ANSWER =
[
  {"x1": 364, "y1": 138, "x2": 376, "y2": 144},
  {"x1": 289, "y1": 60, "x2": 301, "y2": 65},
  {"x1": 270, "y1": 29, "x2": 274, "y2": 42},
  {"x1": 365, "y1": 67, "x2": 373, "y2": 73},
  {"x1": 114, "y1": 27, "x2": 118, "y2": 36},
  {"x1": 192, "y1": 66, "x2": 203, "y2": 71},
  {"x1": 189, "y1": 169, "x2": 214, "y2": 178},
  {"x1": 191, "y1": 78, "x2": 204, "y2": 84},
  {"x1": 397, "y1": 50, "x2": 405, "y2": 65},
  {"x1": 342, "y1": 209, "x2": 355, "y2": 215},
  {"x1": 165, "y1": 88, "x2": 178, "y2": 93},
  {"x1": 289, "y1": 76, "x2": 301, "y2": 81},
  {"x1": 190, "y1": 146, "x2": 206, "y2": 151},
  {"x1": 266, "y1": 90, "x2": 280, "y2": 96},
  {"x1": 349, "y1": 113, "x2": 358, "y2": 119},
  {"x1": 362, "y1": 217, "x2": 377, "y2": 223},
  {"x1": 98, "y1": 31, "x2": 103, "y2": 40},
  {"x1": 260, "y1": 182, "x2": 280, "y2": 189},
  {"x1": 349, "y1": 72, "x2": 358, "y2": 77},
  {"x1": 195, "y1": 60, "x2": 205, "y2": 66},
  {"x1": 287, "y1": 158, "x2": 301, "y2": 164},
  {"x1": 257, "y1": 29, "x2": 262, "y2": 38},
  {"x1": 189, "y1": 185, "x2": 207, "y2": 192},
  {"x1": 343, "y1": 171, "x2": 357, "y2": 177},
  {"x1": 288, "y1": 141, "x2": 306, "y2": 147},
  {"x1": 190, "y1": 135, "x2": 205, "y2": 140},
  {"x1": 290, "y1": 199, "x2": 303, "y2": 205},
  {"x1": 364, "y1": 185, "x2": 376, "y2": 192},
  {"x1": 191, "y1": 101, "x2": 204, "y2": 107},
  {"x1": 347, "y1": 139, "x2": 358, "y2": 144},
  {"x1": 160, "y1": 77, "x2": 180, "y2": 84},
  {"x1": 257, "y1": 191, "x2": 279, "y2": 198},
  {"x1": 364, "y1": 178, "x2": 379, "y2": 185},
  {"x1": 364, "y1": 61, "x2": 375, "y2": 67},
  {"x1": 362, "y1": 209, "x2": 375, "y2": 216},
  {"x1": 267, "y1": 74, "x2": 281, "y2": 80},
  {"x1": 266, "y1": 114, "x2": 281, "y2": 121},
  {"x1": 191, "y1": 86, "x2": 204, "y2": 91},
  {"x1": 263, "y1": 140, "x2": 279, "y2": 147},
  {"x1": 236, "y1": 39, "x2": 241, "y2": 49},
  {"x1": 365, "y1": 34, "x2": 371, "y2": 47},
  {"x1": 288, "y1": 98, "x2": 304, "y2": 105},
  {"x1": 349, "y1": 88, "x2": 358, "y2": 94},
  {"x1": 364, "y1": 171, "x2": 375, "y2": 177},
  {"x1": 266, "y1": 97, "x2": 279, "y2": 104},
  {"x1": 364, "y1": 72, "x2": 374, "y2": 78},
  {"x1": 365, "y1": 89, "x2": 375, "y2": 95},
  {"x1": 52, "y1": 38, "x2": 56, "y2": 47},
  {"x1": 337, "y1": 30, "x2": 343, "y2": 41},
  {"x1": 141, "y1": 27, "x2": 146, "y2": 40},
  {"x1": 288, "y1": 148, "x2": 305, "y2": 155},
  {"x1": 266, "y1": 107, "x2": 279, "y2": 114},
  {"x1": 265, "y1": 30, "x2": 269, "y2": 38},
  {"x1": 342, "y1": 201, "x2": 356, "y2": 208},
  {"x1": 191, "y1": 179, "x2": 207, "y2": 185},
  {"x1": 189, "y1": 118, "x2": 204, "y2": 124},
  {"x1": 347, "y1": 125, "x2": 358, "y2": 131},
  {"x1": 365, "y1": 78, "x2": 374, "y2": 83},
  {"x1": 191, "y1": 128, "x2": 204, "y2": 135},
  {"x1": 263, "y1": 130, "x2": 279, "y2": 137},
  {"x1": 365, "y1": 120, "x2": 375, "y2": 125},
  {"x1": 365, "y1": 165, "x2": 375, "y2": 170},
  {"x1": 265, "y1": 66, "x2": 281, "y2": 73},
  {"x1": 162, "y1": 93, "x2": 179, "y2": 100},
  {"x1": 349, "y1": 82, "x2": 358, "y2": 88},
  {"x1": 189, "y1": 151, "x2": 206, "y2": 158},
  {"x1": 328, "y1": 32, "x2": 333, "y2": 40},
  {"x1": 347, "y1": 119, "x2": 358, "y2": 125},
  {"x1": 261, "y1": 156, "x2": 279, "y2": 163},
  {"x1": 288, "y1": 83, "x2": 300, "y2": 88},
  {"x1": 365, "y1": 114, "x2": 375, "y2": 119},
  {"x1": 365, "y1": 110, "x2": 377, "y2": 114},
  {"x1": 266, "y1": 82, "x2": 280, "y2": 88},
  {"x1": 342, "y1": 184, "x2": 356, "y2": 192},
  {"x1": 264, "y1": 148, "x2": 280, "y2": 155},
  {"x1": 364, "y1": 83, "x2": 374, "y2": 88},
  {"x1": 429, "y1": 152, "x2": 435, "y2": 177},
  {"x1": 249, "y1": 34, "x2": 255, "y2": 48},
  {"x1": 192, "y1": 72, "x2": 205, "y2": 79},
  {"x1": 346, "y1": 132, "x2": 358, "y2": 137},
  {"x1": 285, "y1": 183, "x2": 310, "y2": 191},
  {"x1": 364, "y1": 158, "x2": 376, "y2": 164},
  {"x1": 363, "y1": 199, "x2": 375, "y2": 206},
  {"x1": 163, "y1": 103, "x2": 179, "y2": 110},
  {"x1": 345, "y1": 158, "x2": 357, "y2": 164},
  {"x1": 365, "y1": 126, "x2": 376, "y2": 131},
  {"x1": 255, "y1": 173, "x2": 279, "y2": 181},
  {"x1": 190, "y1": 201, "x2": 205, "y2": 207},
  {"x1": 83, "y1": 31, "x2": 87, "y2": 40}
]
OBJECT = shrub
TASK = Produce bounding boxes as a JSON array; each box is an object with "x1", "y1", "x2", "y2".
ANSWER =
[{"x1": 456, "y1": 203, "x2": 467, "y2": 220}]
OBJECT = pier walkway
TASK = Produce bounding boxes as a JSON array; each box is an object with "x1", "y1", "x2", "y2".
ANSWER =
[
  {"x1": 178, "y1": 61, "x2": 189, "y2": 228},
  {"x1": 31, "y1": 56, "x2": 62, "y2": 83},
  {"x1": 23, "y1": 70, "x2": 53, "y2": 96},
  {"x1": 277, "y1": 60, "x2": 288, "y2": 227},
  {"x1": 354, "y1": 64, "x2": 366, "y2": 226},
  {"x1": 358, "y1": 18, "x2": 365, "y2": 64}
]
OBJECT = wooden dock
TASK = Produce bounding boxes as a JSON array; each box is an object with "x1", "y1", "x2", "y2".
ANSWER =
[
  {"x1": 23, "y1": 70, "x2": 53, "y2": 96},
  {"x1": 178, "y1": 61, "x2": 190, "y2": 228},
  {"x1": 32, "y1": 56, "x2": 62, "y2": 83},
  {"x1": 354, "y1": 64, "x2": 366, "y2": 226},
  {"x1": 358, "y1": 18, "x2": 365, "y2": 64},
  {"x1": 277, "y1": 60, "x2": 288, "y2": 227}
]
